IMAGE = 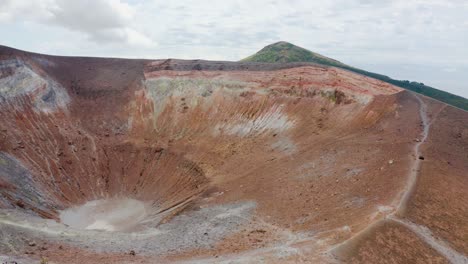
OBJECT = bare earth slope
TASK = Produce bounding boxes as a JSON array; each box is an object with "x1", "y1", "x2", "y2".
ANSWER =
[{"x1": 0, "y1": 46, "x2": 467, "y2": 264}]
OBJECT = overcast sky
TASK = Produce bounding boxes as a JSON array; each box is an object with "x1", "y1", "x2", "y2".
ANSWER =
[{"x1": 1, "y1": 0, "x2": 467, "y2": 98}]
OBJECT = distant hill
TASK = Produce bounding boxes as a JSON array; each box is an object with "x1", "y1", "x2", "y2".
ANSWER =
[{"x1": 242, "y1": 41, "x2": 468, "y2": 110}]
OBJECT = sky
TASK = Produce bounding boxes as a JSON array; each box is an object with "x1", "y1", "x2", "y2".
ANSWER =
[{"x1": 1, "y1": 0, "x2": 467, "y2": 98}]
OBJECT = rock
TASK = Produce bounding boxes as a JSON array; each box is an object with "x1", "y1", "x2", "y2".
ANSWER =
[
  {"x1": 129, "y1": 250, "x2": 136, "y2": 256},
  {"x1": 15, "y1": 200, "x2": 25, "y2": 208},
  {"x1": 388, "y1": 160, "x2": 394, "y2": 164},
  {"x1": 419, "y1": 156, "x2": 425, "y2": 160},
  {"x1": 28, "y1": 241, "x2": 36, "y2": 247}
]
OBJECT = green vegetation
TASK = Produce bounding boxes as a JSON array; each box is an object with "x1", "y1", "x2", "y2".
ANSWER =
[
  {"x1": 241, "y1": 41, "x2": 349, "y2": 67},
  {"x1": 242, "y1": 41, "x2": 468, "y2": 110}
]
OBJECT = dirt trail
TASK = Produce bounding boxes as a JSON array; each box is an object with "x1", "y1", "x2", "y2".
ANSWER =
[
  {"x1": 394, "y1": 93, "x2": 429, "y2": 215},
  {"x1": 390, "y1": 217, "x2": 468, "y2": 264},
  {"x1": 330, "y1": 93, "x2": 431, "y2": 250},
  {"x1": 387, "y1": 95, "x2": 467, "y2": 264},
  {"x1": 332, "y1": 93, "x2": 468, "y2": 263}
]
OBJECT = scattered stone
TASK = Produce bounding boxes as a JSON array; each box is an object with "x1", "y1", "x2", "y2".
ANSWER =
[
  {"x1": 154, "y1": 147, "x2": 164, "y2": 153},
  {"x1": 15, "y1": 200, "x2": 25, "y2": 208},
  {"x1": 129, "y1": 250, "x2": 136, "y2": 256},
  {"x1": 28, "y1": 241, "x2": 36, "y2": 247},
  {"x1": 251, "y1": 229, "x2": 266, "y2": 234}
]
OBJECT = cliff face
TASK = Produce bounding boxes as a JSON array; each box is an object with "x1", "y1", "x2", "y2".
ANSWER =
[{"x1": 0, "y1": 46, "x2": 466, "y2": 263}]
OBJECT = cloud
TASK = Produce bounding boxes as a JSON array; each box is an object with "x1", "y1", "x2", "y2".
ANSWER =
[
  {"x1": 0, "y1": 0, "x2": 155, "y2": 47},
  {"x1": 50, "y1": 0, "x2": 134, "y2": 31},
  {"x1": 47, "y1": 0, "x2": 153, "y2": 46},
  {"x1": 0, "y1": 0, "x2": 55, "y2": 22}
]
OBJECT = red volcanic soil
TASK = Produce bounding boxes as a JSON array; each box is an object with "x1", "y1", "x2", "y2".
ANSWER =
[{"x1": 0, "y1": 45, "x2": 467, "y2": 264}]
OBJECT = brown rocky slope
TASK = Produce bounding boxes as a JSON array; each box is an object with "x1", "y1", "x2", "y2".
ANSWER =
[{"x1": 0, "y1": 45, "x2": 467, "y2": 263}]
